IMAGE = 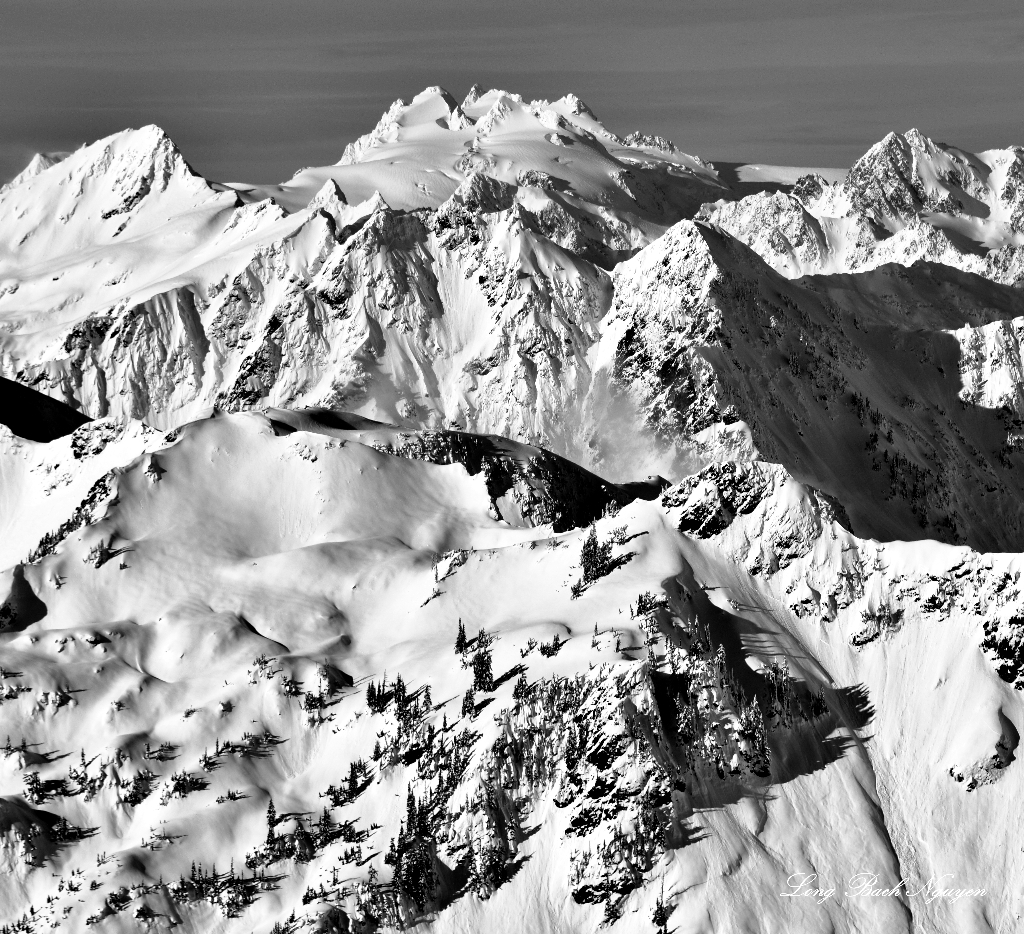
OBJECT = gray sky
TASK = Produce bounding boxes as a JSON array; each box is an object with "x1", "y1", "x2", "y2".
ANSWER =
[{"x1": 2, "y1": 0, "x2": 1022, "y2": 185}]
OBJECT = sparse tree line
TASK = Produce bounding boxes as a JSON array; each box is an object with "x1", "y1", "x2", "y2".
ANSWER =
[{"x1": 1, "y1": 563, "x2": 839, "y2": 933}]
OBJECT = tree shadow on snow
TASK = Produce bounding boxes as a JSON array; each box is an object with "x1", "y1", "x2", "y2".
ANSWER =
[
  {"x1": 492, "y1": 664, "x2": 526, "y2": 690},
  {"x1": 659, "y1": 572, "x2": 876, "y2": 795}
]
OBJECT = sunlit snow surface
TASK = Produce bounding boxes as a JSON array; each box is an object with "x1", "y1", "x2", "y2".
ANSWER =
[{"x1": 0, "y1": 87, "x2": 1022, "y2": 934}]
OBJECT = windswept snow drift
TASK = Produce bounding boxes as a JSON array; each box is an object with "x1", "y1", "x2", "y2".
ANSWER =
[{"x1": 0, "y1": 86, "x2": 1022, "y2": 934}]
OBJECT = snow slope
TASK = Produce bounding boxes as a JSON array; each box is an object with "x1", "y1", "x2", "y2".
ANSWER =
[
  {"x1": 0, "y1": 408, "x2": 1019, "y2": 934},
  {"x1": 248, "y1": 86, "x2": 725, "y2": 224},
  {"x1": 2, "y1": 101, "x2": 1023, "y2": 554},
  {"x1": 0, "y1": 86, "x2": 1023, "y2": 934},
  {"x1": 590, "y1": 219, "x2": 1024, "y2": 551}
]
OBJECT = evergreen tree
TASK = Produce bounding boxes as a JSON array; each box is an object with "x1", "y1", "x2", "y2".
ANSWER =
[
  {"x1": 387, "y1": 790, "x2": 440, "y2": 915},
  {"x1": 266, "y1": 798, "x2": 277, "y2": 846},
  {"x1": 366, "y1": 679, "x2": 393, "y2": 714},
  {"x1": 472, "y1": 647, "x2": 493, "y2": 693},
  {"x1": 462, "y1": 688, "x2": 476, "y2": 718},
  {"x1": 652, "y1": 882, "x2": 671, "y2": 933},
  {"x1": 417, "y1": 798, "x2": 431, "y2": 837},
  {"x1": 580, "y1": 525, "x2": 613, "y2": 584},
  {"x1": 316, "y1": 807, "x2": 332, "y2": 846},
  {"x1": 455, "y1": 619, "x2": 468, "y2": 654}
]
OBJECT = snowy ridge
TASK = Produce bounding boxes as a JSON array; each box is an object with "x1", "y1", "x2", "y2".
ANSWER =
[
  {"x1": 0, "y1": 408, "x2": 1019, "y2": 932},
  {"x1": 0, "y1": 87, "x2": 1022, "y2": 934},
  {"x1": 0, "y1": 153, "x2": 71, "y2": 196},
  {"x1": 592, "y1": 219, "x2": 1024, "y2": 551},
  {"x1": 699, "y1": 129, "x2": 1024, "y2": 284},
  {"x1": 2, "y1": 103, "x2": 1022, "y2": 498}
]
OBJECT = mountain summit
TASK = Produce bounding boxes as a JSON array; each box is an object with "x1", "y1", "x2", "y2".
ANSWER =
[{"x1": 0, "y1": 88, "x2": 1021, "y2": 934}]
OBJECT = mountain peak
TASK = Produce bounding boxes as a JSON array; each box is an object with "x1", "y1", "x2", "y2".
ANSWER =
[
  {"x1": 2, "y1": 88, "x2": 1024, "y2": 934},
  {"x1": 559, "y1": 92, "x2": 593, "y2": 117},
  {"x1": 308, "y1": 178, "x2": 349, "y2": 223},
  {"x1": 0, "y1": 122, "x2": 221, "y2": 264},
  {"x1": 446, "y1": 171, "x2": 517, "y2": 216},
  {"x1": 337, "y1": 87, "x2": 471, "y2": 165},
  {"x1": 903, "y1": 127, "x2": 934, "y2": 151},
  {"x1": 366, "y1": 189, "x2": 390, "y2": 213},
  {"x1": 411, "y1": 85, "x2": 459, "y2": 109},
  {"x1": 0, "y1": 151, "x2": 71, "y2": 193}
]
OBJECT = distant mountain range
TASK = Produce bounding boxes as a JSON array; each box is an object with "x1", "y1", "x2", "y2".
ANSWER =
[{"x1": 0, "y1": 87, "x2": 1021, "y2": 934}]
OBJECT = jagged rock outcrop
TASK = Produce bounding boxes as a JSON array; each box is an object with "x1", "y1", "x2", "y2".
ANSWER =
[
  {"x1": 4, "y1": 93, "x2": 1024, "y2": 556},
  {"x1": 589, "y1": 219, "x2": 1024, "y2": 549},
  {"x1": 4, "y1": 86, "x2": 1024, "y2": 934},
  {"x1": 700, "y1": 129, "x2": 1024, "y2": 284}
]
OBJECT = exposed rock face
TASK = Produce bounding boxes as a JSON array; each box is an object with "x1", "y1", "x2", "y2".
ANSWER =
[
  {"x1": 4, "y1": 95, "x2": 1024, "y2": 557},
  {"x1": 587, "y1": 220, "x2": 1024, "y2": 550},
  {"x1": 2, "y1": 91, "x2": 1024, "y2": 934},
  {"x1": 699, "y1": 129, "x2": 1024, "y2": 284},
  {"x1": 264, "y1": 409, "x2": 648, "y2": 533}
]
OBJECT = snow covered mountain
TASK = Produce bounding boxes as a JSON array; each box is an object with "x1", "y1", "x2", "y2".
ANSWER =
[
  {"x1": 0, "y1": 86, "x2": 732, "y2": 437},
  {"x1": 699, "y1": 130, "x2": 1024, "y2": 284},
  {"x1": 0, "y1": 87, "x2": 1022, "y2": 934},
  {"x1": 594, "y1": 220, "x2": 1024, "y2": 551}
]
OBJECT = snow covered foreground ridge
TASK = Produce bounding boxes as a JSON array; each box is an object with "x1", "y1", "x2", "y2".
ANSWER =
[
  {"x1": 0, "y1": 84, "x2": 1020, "y2": 934},
  {"x1": 0, "y1": 407, "x2": 1021, "y2": 934}
]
